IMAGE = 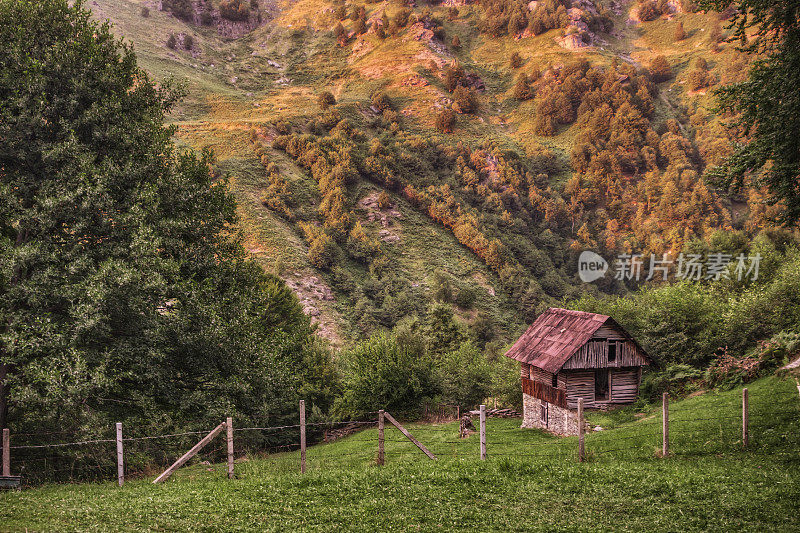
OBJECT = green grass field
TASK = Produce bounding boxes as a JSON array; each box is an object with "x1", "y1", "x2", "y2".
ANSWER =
[{"x1": 2, "y1": 375, "x2": 798, "y2": 531}]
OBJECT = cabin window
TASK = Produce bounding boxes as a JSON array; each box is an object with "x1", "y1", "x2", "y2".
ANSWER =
[
  {"x1": 540, "y1": 403, "x2": 547, "y2": 424},
  {"x1": 552, "y1": 373, "x2": 558, "y2": 388},
  {"x1": 608, "y1": 342, "x2": 617, "y2": 362}
]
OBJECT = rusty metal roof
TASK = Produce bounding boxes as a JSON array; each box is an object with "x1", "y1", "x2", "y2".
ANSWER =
[{"x1": 504, "y1": 308, "x2": 611, "y2": 374}]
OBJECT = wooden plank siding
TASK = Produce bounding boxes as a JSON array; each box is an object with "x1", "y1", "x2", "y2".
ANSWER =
[
  {"x1": 530, "y1": 366, "x2": 553, "y2": 384},
  {"x1": 561, "y1": 339, "x2": 647, "y2": 370},
  {"x1": 521, "y1": 377, "x2": 567, "y2": 409},
  {"x1": 565, "y1": 371, "x2": 595, "y2": 408},
  {"x1": 610, "y1": 368, "x2": 640, "y2": 403}
]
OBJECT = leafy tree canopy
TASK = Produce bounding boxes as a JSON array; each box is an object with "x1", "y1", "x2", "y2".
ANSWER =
[{"x1": 702, "y1": 0, "x2": 800, "y2": 223}]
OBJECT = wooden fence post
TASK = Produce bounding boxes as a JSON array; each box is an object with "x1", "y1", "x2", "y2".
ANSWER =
[
  {"x1": 2, "y1": 428, "x2": 10, "y2": 476},
  {"x1": 377, "y1": 410, "x2": 384, "y2": 466},
  {"x1": 116, "y1": 423, "x2": 123, "y2": 487},
  {"x1": 662, "y1": 392, "x2": 669, "y2": 457},
  {"x1": 578, "y1": 398, "x2": 584, "y2": 462},
  {"x1": 226, "y1": 417, "x2": 234, "y2": 479},
  {"x1": 479, "y1": 404, "x2": 486, "y2": 460},
  {"x1": 742, "y1": 388, "x2": 749, "y2": 448},
  {"x1": 299, "y1": 400, "x2": 306, "y2": 474}
]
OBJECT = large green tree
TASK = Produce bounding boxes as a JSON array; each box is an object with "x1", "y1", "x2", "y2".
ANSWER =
[
  {"x1": 0, "y1": 0, "x2": 313, "y2": 437},
  {"x1": 702, "y1": 0, "x2": 800, "y2": 223}
]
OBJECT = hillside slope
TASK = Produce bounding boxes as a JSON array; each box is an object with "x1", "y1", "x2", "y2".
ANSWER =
[{"x1": 88, "y1": 0, "x2": 779, "y2": 344}]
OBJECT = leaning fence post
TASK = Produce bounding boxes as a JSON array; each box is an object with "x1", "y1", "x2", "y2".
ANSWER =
[
  {"x1": 377, "y1": 410, "x2": 385, "y2": 466},
  {"x1": 226, "y1": 417, "x2": 234, "y2": 479},
  {"x1": 2, "y1": 428, "x2": 10, "y2": 476},
  {"x1": 479, "y1": 404, "x2": 486, "y2": 460},
  {"x1": 742, "y1": 388, "x2": 749, "y2": 448},
  {"x1": 299, "y1": 400, "x2": 306, "y2": 474},
  {"x1": 578, "y1": 398, "x2": 585, "y2": 462},
  {"x1": 662, "y1": 392, "x2": 669, "y2": 457},
  {"x1": 116, "y1": 423, "x2": 124, "y2": 487}
]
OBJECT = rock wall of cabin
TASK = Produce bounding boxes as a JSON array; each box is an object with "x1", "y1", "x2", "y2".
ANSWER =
[{"x1": 522, "y1": 393, "x2": 581, "y2": 436}]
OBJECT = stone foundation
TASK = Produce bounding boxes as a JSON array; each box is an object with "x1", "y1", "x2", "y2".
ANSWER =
[{"x1": 521, "y1": 393, "x2": 581, "y2": 436}]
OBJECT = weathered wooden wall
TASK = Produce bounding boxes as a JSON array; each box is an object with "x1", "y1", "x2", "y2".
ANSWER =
[
  {"x1": 521, "y1": 377, "x2": 567, "y2": 408},
  {"x1": 565, "y1": 371, "x2": 595, "y2": 408},
  {"x1": 563, "y1": 368, "x2": 642, "y2": 407},
  {"x1": 561, "y1": 339, "x2": 647, "y2": 370},
  {"x1": 610, "y1": 368, "x2": 640, "y2": 403}
]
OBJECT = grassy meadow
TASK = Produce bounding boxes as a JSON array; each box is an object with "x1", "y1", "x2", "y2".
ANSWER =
[{"x1": 2, "y1": 375, "x2": 798, "y2": 532}]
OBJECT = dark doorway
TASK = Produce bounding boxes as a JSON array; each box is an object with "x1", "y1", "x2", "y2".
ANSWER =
[{"x1": 595, "y1": 369, "x2": 609, "y2": 401}]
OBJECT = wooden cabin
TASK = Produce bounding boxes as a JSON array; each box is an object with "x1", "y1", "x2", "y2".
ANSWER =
[{"x1": 504, "y1": 308, "x2": 650, "y2": 435}]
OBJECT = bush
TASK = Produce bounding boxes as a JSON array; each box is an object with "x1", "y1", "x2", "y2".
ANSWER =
[
  {"x1": 451, "y1": 35, "x2": 461, "y2": 48},
  {"x1": 649, "y1": 55, "x2": 673, "y2": 82},
  {"x1": 455, "y1": 286, "x2": 477, "y2": 309},
  {"x1": 510, "y1": 51, "x2": 522, "y2": 69},
  {"x1": 513, "y1": 74, "x2": 531, "y2": 100},
  {"x1": 200, "y1": 10, "x2": 214, "y2": 25},
  {"x1": 453, "y1": 86, "x2": 476, "y2": 114},
  {"x1": 140, "y1": 6, "x2": 149, "y2": 17},
  {"x1": 317, "y1": 91, "x2": 336, "y2": 110},
  {"x1": 334, "y1": 332, "x2": 439, "y2": 418},
  {"x1": 183, "y1": 34, "x2": 193, "y2": 50},
  {"x1": 166, "y1": 34, "x2": 177, "y2": 50},
  {"x1": 673, "y1": 21, "x2": 686, "y2": 41},
  {"x1": 438, "y1": 342, "x2": 491, "y2": 409},
  {"x1": 371, "y1": 91, "x2": 393, "y2": 112},
  {"x1": 640, "y1": 364, "x2": 703, "y2": 401},
  {"x1": 377, "y1": 191, "x2": 392, "y2": 208},
  {"x1": 219, "y1": 0, "x2": 250, "y2": 22},
  {"x1": 163, "y1": 0, "x2": 193, "y2": 21},
  {"x1": 687, "y1": 69, "x2": 709, "y2": 91},
  {"x1": 308, "y1": 232, "x2": 339, "y2": 270},
  {"x1": 435, "y1": 109, "x2": 456, "y2": 133}
]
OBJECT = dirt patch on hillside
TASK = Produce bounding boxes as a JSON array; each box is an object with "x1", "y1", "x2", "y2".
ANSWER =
[{"x1": 358, "y1": 192, "x2": 403, "y2": 243}]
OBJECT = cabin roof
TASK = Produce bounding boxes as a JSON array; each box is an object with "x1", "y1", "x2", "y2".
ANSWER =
[{"x1": 504, "y1": 308, "x2": 644, "y2": 373}]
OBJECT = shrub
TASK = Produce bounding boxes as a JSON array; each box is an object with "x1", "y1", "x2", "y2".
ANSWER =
[
  {"x1": 435, "y1": 109, "x2": 456, "y2": 133},
  {"x1": 166, "y1": 34, "x2": 177, "y2": 50},
  {"x1": 640, "y1": 364, "x2": 703, "y2": 401},
  {"x1": 687, "y1": 69, "x2": 709, "y2": 91},
  {"x1": 673, "y1": 21, "x2": 686, "y2": 41},
  {"x1": 510, "y1": 51, "x2": 522, "y2": 69},
  {"x1": 451, "y1": 35, "x2": 461, "y2": 48},
  {"x1": 371, "y1": 91, "x2": 393, "y2": 112},
  {"x1": 334, "y1": 332, "x2": 439, "y2": 418},
  {"x1": 439, "y1": 342, "x2": 491, "y2": 409},
  {"x1": 513, "y1": 74, "x2": 531, "y2": 100},
  {"x1": 649, "y1": 55, "x2": 673, "y2": 82},
  {"x1": 455, "y1": 286, "x2": 477, "y2": 309},
  {"x1": 200, "y1": 10, "x2": 214, "y2": 25},
  {"x1": 377, "y1": 191, "x2": 392, "y2": 208},
  {"x1": 183, "y1": 34, "x2": 193, "y2": 50},
  {"x1": 317, "y1": 91, "x2": 336, "y2": 110},
  {"x1": 140, "y1": 6, "x2": 149, "y2": 17},
  {"x1": 453, "y1": 85, "x2": 476, "y2": 114},
  {"x1": 163, "y1": 0, "x2": 193, "y2": 21},
  {"x1": 308, "y1": 232, "x2": 339, "y2": 270},
  {"x1": 219, "y1": 0, "x2": 250, "y2": 22}
]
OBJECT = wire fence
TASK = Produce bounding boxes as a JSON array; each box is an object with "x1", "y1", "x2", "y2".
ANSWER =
[{"x1": 1, "y1": 386, "x2": 798, "y2": 488}]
